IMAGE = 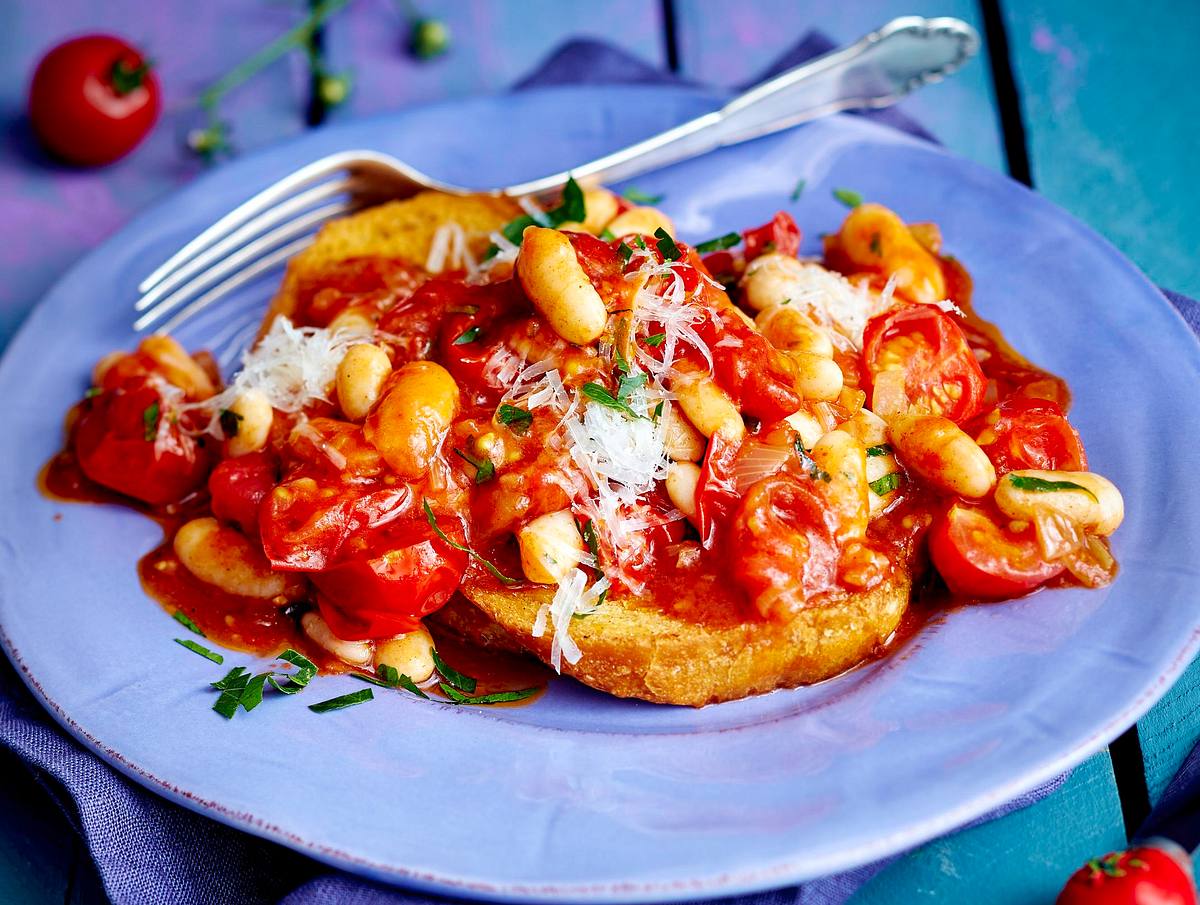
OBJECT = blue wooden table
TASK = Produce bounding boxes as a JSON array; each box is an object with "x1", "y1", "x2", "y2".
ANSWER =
[{"x1": 1, "y1": 1, "x2": 1198, "y2": 901}]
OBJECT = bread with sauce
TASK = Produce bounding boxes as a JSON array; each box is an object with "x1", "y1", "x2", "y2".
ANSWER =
[
  {"x1": 438, "y1": 575, "x2": 911, "y2": 707},
  {"x1": 267, "y1": 191, "x2": 521, "y2": 324}
]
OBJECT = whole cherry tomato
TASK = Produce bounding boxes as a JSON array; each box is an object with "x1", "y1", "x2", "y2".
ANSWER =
[
  {"x1": 861, "y1": 304, "x2": 988, "y2": 424},
  {"x1": 208, "y1": 452, "x2": 278, "y2": 537},
  {"x1": 929, "y1": 502, "x2": 1064, "y2": 599},
  {"x1": 978, "y1": 395, "x2": 1087, "y2": 475},
  {"x1": 29, "y1": 35, "x2": 160, "y2": 166},
  {"x1": 742, "y1": 211, "x2": 801, "y2": 261},
  {"x1": 1056, "y1": 841, "x2": 1196, "y2": 905},
  {"x1": 74, "y1": 377, "x2": 210, "y2": 506}
]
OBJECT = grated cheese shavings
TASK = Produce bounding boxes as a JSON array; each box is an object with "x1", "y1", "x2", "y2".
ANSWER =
[
  {"x1": 532, "y1": 568, "x2": 610, "y2": 671},
  {"x1": 425, "y1": 221, "x2": 479, "y2": 276}
]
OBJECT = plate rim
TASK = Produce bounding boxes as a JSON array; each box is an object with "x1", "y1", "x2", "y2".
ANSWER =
[{"x1": 3, "y1": 82, "x2": 1200, "y2": 903}]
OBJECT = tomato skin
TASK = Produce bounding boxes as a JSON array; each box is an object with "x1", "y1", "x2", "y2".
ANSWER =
[
  {"x1": 978, "y1": 395, "x2": 1086, "y2": 475},
  {"x1": 74, "y1": 378, "x2": 210, "y2": 505},
  {"x1": 29, "y1": 35, "x2": 160, "y2": 166},
  {"x1": 694, "y1": 430, "x2": 742, "y2": 549},
  {"x1": 312, "y1": 510, "x2": 468, "y2": 639},
  {"x1": 861, "y1": 304, "x2": 987, "y2": 423},
  {"x1": 930, "y1": 503, "x2": 1064, "y2": 599},
  {"x1": 208, "y1": 452, "x2": 278, "y2": 536},
  {"x1": 693, "y1": 307, "x2": 803, "y2": 423},
  {"x1": 743, "y1": 212, "x2": 801, "y2": 261},
  {"x1": 1056, "y1": 843, "x2": 1196, "y2": 905}
]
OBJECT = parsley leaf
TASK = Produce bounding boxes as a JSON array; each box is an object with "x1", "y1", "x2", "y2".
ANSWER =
[
  {"x1": 209, "y1": 649, "x2": 318, "y2": 718},
  {"x1": 492, "y1": 176, "x2": 586, "y2": 251},
  {"x1": 794, "y1": 438, "x2": 831, "y2": 482},
  {"x1": 869, "y1": 473, "x2": 902, "y2": 496},
  {"x1": 617, "y1": 241, "x2": 633, "y2": 263},
  {"x1": 172, "y1": 610, "x2": 204, "y2": 636},
  {"x1": 790, "y1": 178, "x2": 806, "y2": 202},
  {"x1": 219, "y1": 408, "x2": 243, "y2": 437},
  {"x1": 622, "y1": 187, "x2": 664, "y2": 205},
  {"x1": 642, "y1": 332, "x2": 666, "y2": 348},
  {"x1": 352, "y1": 666, "x2": 431, "y2": 699},
  {"x1": 833, "y1": 188, "x2": 863, "y2": 208},
  {"x1": 653, "y1": 400, "x2": 664, "y2": 419},
  {"x1": 616, "y1": 372, "x2": 647, "y2": 401},
  {"x1": 865, "y1": 444, "x2": 892, "y2": 458},
  {"x1": 653, "y1": 228, "x2": 682, "y2": 262},
  {"x1": 633, "y1": 235, "x2": 647, "y2": 250},
  {"x1": 84, "y1": 386, "x2": 103, "y2": 399},
  {"x1": 580, "y1": 382, "x2": 643, "y2": 419},
  {"x1": 496, "y1": 404, "x2": 533, "y2": 435},
  {"x1": 211, "y1": 667, "x2": 251, "y2": 719},
  {"x1": 432, "y1": 649, "x2": 478, "y2": 694},
  {"x1": 308, "y1": 688, "x2": 373, "y2": 713},
  {"x1": 600, "y1": 228, "x2": 617, "y2": 241},
  {"x1": 422, "y1": 499, "x2": 518, "y2": 585},
  {"x1": 439, "y1": 684, "x2": 539, "y2": 705},
  {"x1": 1007, "y1": 474, "x2": 1098, "y2": 502},
  {"x1": 453, "y1": 448, "x2": 495, "y2": 484},
  {"x1": 142, "y1": 401, "x2": 160, "y2": 442},
  {"x1": 694, "y1": 232, "x2": 741, "y2": 254},
  {"x1": 453, "y1": 325, "x2": 481, "y2": 345},
  {"x1": 576, "y1": 516, "x2": 601, "y2": 567},
  {"x1": 175, "y1": 638, "x2": 223, "y2": 664}
]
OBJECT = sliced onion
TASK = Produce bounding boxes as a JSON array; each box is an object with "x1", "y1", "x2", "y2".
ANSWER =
[
  {"x1": 1062, "y1": 535, "x2": 1118, "y2": 588},
  {"x1": 870, "y1": 369, "x2": 908, "y2": 419},
  {"x1": 732, "y1": 441, "x2": 793, "y2": 491},
  {"x1": 1033, "y1": 511, "x2": 1084, "y2": 561}
]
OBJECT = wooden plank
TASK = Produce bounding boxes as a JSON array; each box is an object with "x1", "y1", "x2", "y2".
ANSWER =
[
  {"x1": 852, "y1": 751, "x2": 1125, "y2": 903},
  {"x1": 325, "y1": 0, "x2": 665, "y2": 117},
  {"x1": 670, "y1": 0, "x2": 1007, "y2": 171},
  {"x1": 1140, "y1": 658, "x2": 1200, "y2": 806},
  {"x1": 1001, "y1": 0, "x2": 1200, "y2": 298}
]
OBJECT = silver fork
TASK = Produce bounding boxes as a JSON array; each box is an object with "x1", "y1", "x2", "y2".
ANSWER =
[{"x1": 135, "y1": 16, "x2": 978, "y2": 335}]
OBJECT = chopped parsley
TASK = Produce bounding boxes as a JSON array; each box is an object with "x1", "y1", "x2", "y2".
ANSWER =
[
  {"x1": 453, "y1": 447, "x2": 495, "y2": 484},
  {"x1": 794, "y1": 438, "x2": 831, "y2": 482},
  {"x1": 617, "y1": 241, "x2": 633, "y2": 263},
  {"x1": 633, "y1": 235, "x2": 647, "y2": 250},
  {"x1": 865, "y1": 444, "x2": 893, "y2": 458},
  {"x1": 576, "y1": 516, "x2": 601, "y2": 567},
  {"x1": 694, "y1": 232, "x2": 741, "y2": 254},
  {"x1": 83, "y1": 386, "x2": 103, "y2": 399},
  {"x1": 496, "y1": 403, "x2": 533, "y2": 435},
  {"x1": 622, "y1": 187, "x2": 664, "y2": 205},
  {"x1": 308, "y1": 688, "x2": 374, "y2": 713},
  {"x1": 790, "y1": 178, "x2": 806, "y2": 202},
  {"x1": 600, "y1": 228, "x2": 617, "y2": 241},
  {"x1": 616, "y1": 372, "x2": 647, "y2": 401},
  {"x1": 487, "y1": 176, "x2": 587, "y2": 258},
  {"x1": 219, "y1": 408, "x2": 243, "y2": 437},
  {"x1": 439, "y1": 684, "x2": 539, "y2": 705},
  {"x1": 833, "y1": 188, "x2": 864, "y2": 208},
  {"x1": 869, "y1": 232, "x2": 882, "y2": 256},
  {"x1": 352, "y1": 666, "x2": 430, "y2": 699},
  {"x1": 175, "y1": 638, "x2": 223, "y2": 664},
  {"x1": 142, "y1": 401, "x2": 160, "y2": 442},
  {"x1": 642, "y1": 332, "x2": 666, "y2": 348},
  {"x1": 172, "y1": 610, "x2": 204, "y2": 636},
  {"x1": 422, "y1": 498, "x2": 518, "y2": 585},
  {"x1": 452, "y1": 325, "x2": 482, "y2": 345},
  {"x1": 432, "y1": 649, "x2": 477, "y2": 694},
  {"x1": 869, "y1": 473, "x2": 903, "y2": 496},
  {"x1": 209, "y1": 649, "x2": 318, "y2": 719},
  {"x1": 1007, "y1": 474, "x2": 1098, "y2": 502},
  {"x1": 580, "y1": 382, "x2": 643, "y2": 420},
  {"x1": 653, "y1": 400, "x2": 664, "y2": 419},
  {"x1": 653, "y1": 228, "x2": 682, "y2": 262}
]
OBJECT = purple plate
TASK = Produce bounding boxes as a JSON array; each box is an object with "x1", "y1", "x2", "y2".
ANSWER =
[{"x1": 2, "y1": 85, "x2": 1198, "y2": 902}]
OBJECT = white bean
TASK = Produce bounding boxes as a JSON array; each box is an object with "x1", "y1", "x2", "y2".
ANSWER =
[
  {"x1": 301, "y1": 611, "x2": 373, "y2": 667},
  {"x1": 662, "y1": 406, "x2": 706, "y2": 462},
  {"x1": 606, "y1": 206, "x2": 675, "y2": 240},
  {"x1": 328, "y1": 307, "x2": 375, "y2": 335},
  {"x1": 173, "y1": 517, "x2": 286, "y2": 598},
  {"x1": 788, "y1": 351, "x2": 844, "y2": 401},
  {"x1": 755, "y1": 305, "x2": 833, "y2": 356},
  {"x1": 139, "y1": 335, "x2": 216, "y2": 400},
  {"x1": 374, "y1": 625, "x2": 436, "y2": 682},
  {"x1": 995, "y1": 469, "x2": 1124, "y2": 536},
  {"x1": 518, "y1": 509, "x2": 587, "y2": 584},
  {"x1": 336, "y1": 344, "x2": 392, "y2": 421},
  {"x1": 739, "y1": 254, "x2": 809, "y2": 313},
  {"x1": 889, "y1": 414, "x2": 995, "y2": 499},
  {"x1": 665, "y1": 461, "x2": 701, "y2": 522},
  {"x1": 810, "y1": 430, "x2": 869, "y2": 541},
  {"x1": 785, "y1": 409, "x2": 825, "y2": 450},
  {"x1": 672, "y1": 362, "x2": 744, "y2": 441},
  {"x1": 515, "y1": 226, "x2": 608, "y2": 345},
  {"x1": 226, "y1": 389, "x2": 273, "y2": 457}
]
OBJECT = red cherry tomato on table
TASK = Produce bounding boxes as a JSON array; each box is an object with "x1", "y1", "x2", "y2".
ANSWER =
[
  {"x1": 861, "y1": 304, "x2": 988, "y2": 424},
  {"x1": 29, "y1": 35, "x2": 160, "y2": 166},
  {"x1": 74, "y1": 377, "x2": 210, "y2": 505},
  {"x1": 1057, "y1": 842, "x2": 1196, "y2": 905},
  {"x1": 929, "y1": 502, "x2": 1064, "y2": 599},
  {"x1": 312, "y1": 509, "x2": 469, "y2": 640},
  {"x1": 977, "y1": 395, "x2": 1087, "y2": 475},
  {"x1": 208, "y1": 452, "x2": 278, "y2": 537}
]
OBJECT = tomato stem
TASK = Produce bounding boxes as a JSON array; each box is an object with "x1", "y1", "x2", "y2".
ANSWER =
[{"x1": 109, "y1": 58, "x2": 152, "y2": 96}]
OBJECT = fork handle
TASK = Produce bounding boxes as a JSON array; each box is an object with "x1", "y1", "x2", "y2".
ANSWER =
[{"x1": 504, "y1": 16, "x2": 979, "y2": 198}]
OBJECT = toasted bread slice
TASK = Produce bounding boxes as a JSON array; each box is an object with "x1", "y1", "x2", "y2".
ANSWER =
[
  {"x1": 266, "y1": 191, "x2": 521, "y2": 325},
  {"x1": 438, "y1": 572, "x2": 911, "y2": 707}
]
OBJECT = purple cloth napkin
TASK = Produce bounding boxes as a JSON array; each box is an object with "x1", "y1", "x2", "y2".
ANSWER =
[{"x1": 1, "y1": 32, "x2": 1196, "y2": 905}]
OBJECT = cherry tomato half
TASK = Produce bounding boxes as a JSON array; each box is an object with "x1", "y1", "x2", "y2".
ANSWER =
[
  {"x1": 208, "y1": 452, "x2": 278, "y2": 537},
  {"x1": 730, "y1": 472, "x2": 840, "y2": 617},
  {"x1": 29, "y1": 35, "x2": 160, "y2": 166},
  {"x1": 742, "y1": 211, "x2": 801, "y2": 261},
  {"x1": 861, "y1": 304, "x2": 987, "y2": 423},
  {"x1": 929, "y1": 502, "x2": 1064, "y2": 599},
  {"x1": 312, "y1": 509, "x2": 468, "y2": 639},
  {"x1": 978, "y1": 395, "x2": 1087, "y2": 475},
  {"x1": 694, "y1": 430, "x2": 742, "y2": 549},
  {"x1": 74, "y1": 377, "x2": 210, "y2": 505}
]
